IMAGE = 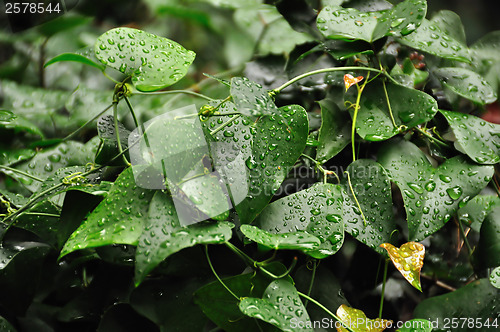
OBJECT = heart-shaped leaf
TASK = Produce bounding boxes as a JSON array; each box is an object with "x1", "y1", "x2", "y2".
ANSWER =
[
  {"x1": 134, "y1": 191, "x2": 233, "y2": 285},
  {"x1": 204, "y1": 102, "x2": 308, "y2": 224},
  {"x1": 345, "y1": 81, "x2": 438, "y2": 141},
  {"x1": 434, "y1": 68, "x2": 497, "y2": 105},
  {"x1": 430, "y1": 10, "x2": 466, "y2": 45},
  {"x1": 440, "y1": 110, "x2": 500, "y2": 164},
  {"x1": 239, "y1": 279, "x2": 312, "y2": 332},
  {"x1": 414, "y1": 279, "x2": 500, "y2": 330},
  {"x1": 240, "y1": 225, "x2": 321, "y2": 251},
  {"x1": 490, "y1": 267, "x2": 500, "y2": 289},
  {"x1": 342, "y1": 159, "x2": 396, "y2": 251},
  {"x1": 316, "y1": 98, "x2": 351, "y2": 163},
  {"x1": 397, "y1": 19, "x2": 471, "y2": 63},
  {"x1": 380, "y1": 242, "x2": 425, "y2": 291},
  {"x1": 457, "y1": 195, "x2": 500, "y2": 232},
  {"x1": 230, "y1": 77, "x2": 279, "y2": 117},
  {"x1": 378, "y1": 0, "x2": 426, "y2": 38},
  {"x1": 336, "y1": 304, "x2": 392, "y2": 332},
  {"x1": 378, "y1": 139, "x2": 493, "y2": 241},
  {"x1": 94, "y1": 28, "x2": 196, "y2": 92},
  {"x1": 60, "y1": 167, "x2": 155, "y2": 258},
  {"x1": 255, "y1": 183, "x2": 344, "y2": 259}
]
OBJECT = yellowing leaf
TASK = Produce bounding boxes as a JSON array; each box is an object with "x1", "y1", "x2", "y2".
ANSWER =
[
  {"x1": 380, "y1": 242, "x2": 425, "y2": 291},
  {"x1": 344, "y1": 74, "x2": 364, "y2": 91},
  {"x1": 336, "y1": 304, "x2": 392, "y2": 332}
]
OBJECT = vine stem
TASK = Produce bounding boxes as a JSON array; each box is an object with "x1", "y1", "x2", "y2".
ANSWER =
[
  {"x1": 345, "y1": 170, "x2": 368, "y2": 227},
  {"x1": 272, "y1": 66, "x2": 396, "y2": 94},
  {"x1": 0, "y1": 165, "x2": 44, "y2": 182},
  {"x1": 351, "y1": 73, "x2": 370, "y2": 162},
  {"x1": 303, "y1": 260, "x2": 317, "y2": 308},
  {"x1": 457, "y1": 217, "x2": 473, "y2": 254},
  {"x1": 297, "y1": 292, "x2": 355, "y2": 332},
  {"x1": 379, "y1": 259, "x2": 389, "y2": 318},
  {"x1": 205, "y1": 245, "x2": 239, "y2": 300},
  {"x1": 301, "y1": 154, "x2": 340, "y2": 184},
  {"x1": 113, "y1": 102, "x2": 131, "y2": 167},
  {"x1": 210, "y1": 115, "x2": 241, "y2": 136},
  {"x1": 63, "y1": 103, "x2": 113, "y2": 141},
  {"x1": 415, "y1": 127, "x2": 449, "y2": 148},
  {"x1": 381, "y1": 80, "x2": 398, "y2": 129},
  {"x1": 132, "y1": 89, "x2": 214, "y2": 101}
]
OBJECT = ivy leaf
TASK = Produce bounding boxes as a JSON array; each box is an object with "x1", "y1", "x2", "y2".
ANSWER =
[
  {"x1": 414, "y1": 279, "x2": 500, "y2": 330},
  {"x1": 380, "y1": 242, "x2": 425, "y2": 291},
  {"x1": 434, "y1": 68, "x2": 497, "y2": 105},
  {"x1": 397, "y1": 19, "x2": 471, "y2": 63},
  {"x1": 336, "y1": 304, "x2": 392, "y2": 332},
  {"x1": 240, "y1": 225, "x2": 321, "y2": 251},
  {"x1": 60, "y1": 168, "x2": 155, "y2": 258},
  {"x1": 230, "y1": 77, "x2": 279, "y2": 117},
  {"x1": 440, "y1": 110, "x2": 500, "y2": 164},
  {"x1": 490, "y1": 267, "x2": 500, "y2": 289},
  {"x1": 316, "y1": 98, "x2": 351, "y2": 163},
  {"x1": 342, "y1": 159, "x2": 396, "y2": 251},
  {"x1": 134, "y1": 191, "x2": 233, "y2": 285},
  {"x1": 255, "y1": 183, "x2": 344, "y2": 259},
  {"x1": 94, "y1": 28, "x2": 196, "y2": 92},
  {"x1": 457, "y1": 195, "x2": 500, "y2": 232},
  {"x1": 475, "y1": 206, "x2": 500, "y2": 269},
  {"x1": 239, "y1": 279, "x2": 313, "y2": 332},
  {"x1": 345, "y1": 81, "x2": 438, "y2": 141},
  {"x1": 0, "y1": 109, "x2": 43, "y2": 137},
  {"x1": 378, "y1": 139, "x2": 493, "y2": 241}
]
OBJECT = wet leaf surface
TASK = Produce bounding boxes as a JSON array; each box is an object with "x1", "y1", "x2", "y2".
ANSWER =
[
  {"x1": 255, "y1": 183, "x2": 344, "y2": 259},
  {"x1": 342, "y1": 159, "x2": 396, "y2": 251},
  {"x1": 240, "y1": 225, "x2": 321, "y2": 251},
  {"x1": 378, "y1": 139, "x2": 493, "y2": 241},
  {"x1": 239, "y1": 279, "x2": 312, "y2": 332},
  {"x1": 345, "y1": 81, "x2": 438, "y2": 141},
  {"x1": 441, "y1": 110, "x2": 500, "y2": 164},
  {"x1": 316, "y1": 98, "x2": 351, "y2": 163},
  {"x1": 336, "y1": 304, "x2": 392, "y2": 332},
  {"x1": 457, "y1": 195, "x2": 500, "y2": 232},
  {"x1": 0, "y1": 109, "x2": 44, "y2": 138},
  {"x1": 94, "y1": 28, "x2": 196, "y2": 92},
  {"x1": 380, "y1": 242, "x2": 425, "y2": 291},
  {"x1": 434, "y1": 68, "x2": 497, "y2": 105},
  {"x1": 230, "y1": 77, "x2": 279, "y2": 117},
  {"x1": 134, "y1": 191, "x2": 233, "y2": 285},
  {"x1": 490, "y1": 266, "x2": 500, "y2": 289}
]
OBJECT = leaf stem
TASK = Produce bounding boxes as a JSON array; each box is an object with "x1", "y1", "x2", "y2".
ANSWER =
[
  {"x1": 351, "y1": 73, "x2": 370, "y2": 162},
  {"x1": 113, "y1": 102, "x2": 131, "y2": 167},
  {"x1": 303, "y1": 259, "x2": 317, "y2": 308},
  {"x1": 345, "y1": 170, "x2": 368, "y2": 227},
  {"x1": 133, "y1": 89, "x2": 214, "y2": 101},
  {"x1": 457, "y1": 218, "x2": 473, "y2": 254},
  {"x1": 382, "y1": 80, "x2": 398, "y2": 129},
  {"x1": 272, "y1": 66, "x2": 396, "y2": 94},
  {"x1": 123, "y1": 96, "x2": 140, "y2": 128},
  {"x1": 0, "y1": 165, "x2": 44, "y2": 182},
  {"x1": 415, "y1": 127, "x2": 449, "y2": 148},
  {"x1": 297, "y1": 292, "x2": 355, "y2": 332},
  {"x1": 301, "y1": 154, "x2": 340, "y2": 184},
  {"x1": 21, "y1": 212, "x2": 60, "y2": 218},
  {"x1": 379, "y1": 259, "x2": 389, "y2": 318},
  {"x1": 210, "y1": 115, "x2": 241, "y2": 136},
  {"x1": 205, "y1": 245, "x2": 240, "y2": 300}
]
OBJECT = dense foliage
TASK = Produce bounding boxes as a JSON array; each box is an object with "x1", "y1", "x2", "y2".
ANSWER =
[{"x1": 1, "y1": 0, "x2": 500, "y2": 331}]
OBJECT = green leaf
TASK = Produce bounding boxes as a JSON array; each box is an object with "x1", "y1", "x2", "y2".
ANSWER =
[
  {"x1": 441, "y1": 110, "x2": 500, "y2": 164},
  {"x1": 130, "y1": 278, "x2": 208, "y2": 332},
  {"x1": 234, "y1": 4, "x2": 311, "y2": 55},
  {"x1": 430, "y1": 10, "x2": 466, "y2": 45},
  {"x1": 377, "y1": 0, "x2": 427, "y2": 38},
  {"x1": 44, "y1": 53, "x2": 105, "y2": 70},
  {"x1": 336, "y1": 304, "x2": 392, "y2": 331},
  {"x1": 475, "y1": 206, "x2": 500, "y2": 269},
  {"x1": 471, "y1": 31, "x2": 500, "y2": 62},
  {"x1": 0, "y1": 316, "x2": 17, "y2": 332},
  {"x1": 8, "y1": 141, "x2": 93, "y2": 192},
  {"x1": 345, "y1": 81, "x2": 438, "y2": 141},
  {"x1": 490, "y1": 267, "x2": 500, "y2": 289},
  {"x1": 230, "y1": 77, "x2": 279, "y2": 117},
  {"x1": 457, "y1": 195, "x2": 500, "y2": 232},
  {"x1": 317, "y1": 6, "x2": 382, "y2": 43},
  {"x1": 194, "y1": 273, "x2": 278, "y2": 332},
  {"x1": 205, "y1": 102, "x2": 308, "y2": 224},
  {"x1": 378, "y1": 139, "x2": 493, "y2": 241},
  {"x1": 0, "y1": 146, "x2": 35, "y2": 166},
  {"x1": 134, "y1": 191, "x2": 233, "y2": 285},
  {"x1": 239, "y1": 279, "x2": 313, "y2": 332},
  {"x1": 396, "y1": 319, "x2": 432, "y2": 332},
  {"x1": 397, "y1": 19, "x2": 471, "y2": 62},
  {"x1": 414, "y1": 279, "x2": 500, "y2": 330},
  {"x1": 316, "y1": 98, "x2": 351, "y2": 163},
  {"x1": 95, "y1": 115, "x2": 131, "y2": 166},
  {"x1": 0, "y1": 109, "x2": 43, "y2": 137},
  {"x1": 94, "y1": 28, "x2": 196, "y2": 92},
  {"x1": 240, "y1": 225, "x2": 321, "y2": 251},
  {"x1": 60, "y1": 168, "x2": 155, "y2": 258},
  {"x1": 342, "y1": 159, "x2": 396, "y2": 251},
  {"x1": 434, "y1": 68, "x2": 497, "y2": 105},
  {"x1": 255, "y1": 183, "x2": 344, "y2": 259}
]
